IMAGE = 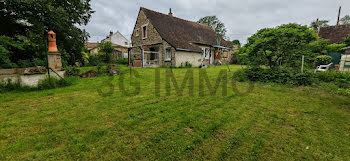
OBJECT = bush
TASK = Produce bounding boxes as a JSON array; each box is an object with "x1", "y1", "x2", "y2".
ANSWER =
[
  {"x1": 238, "y1": 67, "x2": 316, "y2": 86},
  {"x1": 65, "y1": 66, "x2": 81, "y2": 76},
  {"x1": 88, "y1": 54, "x2": 105, "y2": 66},
  {"x1": 116, "y1": 58, "x2": 128, "y2": 65},
  {"x1": 37, "y1": 77, "x2": 71, "y2": 90},
  {"x1": 292, "y1": 72, "x2": 315, "y2": 86},
  {"x1": 315, "y1": 71, "x2": 350, "y2": 82},
  {"x1": 325, "y1": 43, "x2": 347, "y2": 52},
  {"x1": 315, "y1": 55, "x2": 332, "y2": 66},
  {"x1": 0, "y1": 79, "x2": 23, "y2": 93},
  {"x1": 237, "y1": 53, "x2": 249, "y2": 65}
]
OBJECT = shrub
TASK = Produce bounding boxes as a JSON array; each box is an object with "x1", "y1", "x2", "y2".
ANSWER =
[
  {"x1": 116, "y1": 58, "x2": 128, "y2": 65},
  {"x1": 237, "y1": 53, "x2": 249, "y2": 65},
  {"x1": 185, "y1": 62, "x2": 192, "y2": 68},
  {"x1": 65, "y1": 66, "x2": 81, "y2": 76},
  {"x1": 315, "y1": 71, "x2": 350, "y2": 82},
  {"x1": 315, "y1": 55, "x2": 332, "y2": 66},
  {"x1": 37, "y1": 77, "x2": 71, "y2": 90},
  {"x1": 0, "y1": 79, "x2": 23, "y2": 93},
  {"x1": 291, "y1": 72, "x2": 315, "y2": 86},
  {"x1": 325, "y1": 43, "x2": 347, "y2": 52},
  {"x1": 88, "y1": 54, "x2": 105, "y2": 66},
  {"x1": 238, "y1": 67, "x2": 316, "y2": 86}
]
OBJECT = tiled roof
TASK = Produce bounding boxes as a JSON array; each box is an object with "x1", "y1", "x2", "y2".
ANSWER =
[
  {"x1": 141, "y1": 7, "x2": 230, "y2": 51},
  {"x1": 85, "y1": 42, "x2": 99, "y2": 49},
  {"x1": 319, "y1": 24, "x2": 350, "y2": 44}
]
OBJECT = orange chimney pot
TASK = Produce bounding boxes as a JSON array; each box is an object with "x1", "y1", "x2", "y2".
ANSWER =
[{"x1": 48, "y1": 30, "x2": 58, "y2": 52}]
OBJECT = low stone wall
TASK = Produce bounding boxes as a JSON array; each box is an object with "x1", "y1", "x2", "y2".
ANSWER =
[{"x1": 0, "y1": 67, "x2": 65, "y2": 87}]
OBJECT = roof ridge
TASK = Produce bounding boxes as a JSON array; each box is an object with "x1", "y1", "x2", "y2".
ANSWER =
[{"x1": 140, "y1": 7, "x2": 211, "y2": 29}]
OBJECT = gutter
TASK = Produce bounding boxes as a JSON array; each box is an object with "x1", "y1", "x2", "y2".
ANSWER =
[{"x1": 175, "y1": 48, "x2": 202, "y2": 53}]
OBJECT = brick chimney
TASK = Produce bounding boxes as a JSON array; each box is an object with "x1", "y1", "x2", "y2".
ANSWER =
[
  {"x1": 47, "y1": 30, "x2": 62, "y2": 71},
  {"x1": 169, "y1": 8, "x2": 173, "y2": 17}
]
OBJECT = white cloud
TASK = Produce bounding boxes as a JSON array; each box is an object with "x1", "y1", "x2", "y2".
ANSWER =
[{"x1": 81, "y1": 0, "x2": 350, "y2": 44}]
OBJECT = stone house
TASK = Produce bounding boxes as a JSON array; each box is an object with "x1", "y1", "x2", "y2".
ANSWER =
[{"x1": 129, "y1": 7, "x2": 232, "y2": 68}]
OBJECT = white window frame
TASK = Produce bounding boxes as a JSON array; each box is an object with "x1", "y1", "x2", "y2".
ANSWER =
[
  {"x1": 202, "y1": 48, "x2": 210, "y2": 59},
  {"x1": 142, "y1": 24, "x2": 148, "y2": 40},
  {"x1": 165, "y1": 48, "x2": 171, "y2": 61}
]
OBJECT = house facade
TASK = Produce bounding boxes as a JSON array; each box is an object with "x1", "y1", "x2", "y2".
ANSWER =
[
  {"x1": 129, "y1": 7, "x2": 232, "y2": 68},
  {"x1": 85, "y1": 31, "x2": 131, "y2": 59}
]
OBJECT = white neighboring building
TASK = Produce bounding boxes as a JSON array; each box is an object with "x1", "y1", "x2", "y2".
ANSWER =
[{"x1": 103, "y1": 31, "x2": 131, "y2": 58}]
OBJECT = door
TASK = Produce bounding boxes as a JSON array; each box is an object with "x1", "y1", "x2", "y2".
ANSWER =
[{"x1": 210, "y1": 50, "x2": 214, "y2": 64}]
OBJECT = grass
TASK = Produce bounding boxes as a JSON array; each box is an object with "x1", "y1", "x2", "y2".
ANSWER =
[{"x1": 0, "y1": 65, "x2": 350, "y2": 160}]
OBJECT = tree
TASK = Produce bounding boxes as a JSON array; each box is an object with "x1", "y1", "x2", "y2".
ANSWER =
[
  {"x1": 0, "y1": 0, "x2": 94, "y2": 68},
  {"x1": 343, "y1": 35, "x2": 350, "y2": 46},
  {"x1": 98, "y1": 41, "x2": 115, "y2": 63},
  {"x1": 198, "y1": 16, "x2": 227, "y2": 38},
  {"x1": 340, "y1": 15, "x2": 350, "y2": 25},
  {"x1": 310, "y1": 20, "x2": 329, "y2": 31},
  {"x1": 243, "y1": 23, "x2": 318, "y2": 68}
]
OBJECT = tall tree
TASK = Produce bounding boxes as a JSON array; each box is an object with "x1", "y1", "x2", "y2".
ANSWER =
[
  {"x1": 243, "y1": 24, "x2": 317, "y2": 68},
  {"x1": 340, "y1": 15, "x2": 350, "y2": 25},
  {"x1": 198, "y1": 16, "x2": 227, "y2": 38},
  {"x1": 0, "y1": 0, "x2": 94, "y2": 68},
  {"x1": 310, "y1": 20, "x2": 329, "y2": 31}
]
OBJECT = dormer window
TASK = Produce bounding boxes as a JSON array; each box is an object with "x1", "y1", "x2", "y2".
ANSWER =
[{"x1": 142, "y1": 25, "x2": 147, "y2": 40}]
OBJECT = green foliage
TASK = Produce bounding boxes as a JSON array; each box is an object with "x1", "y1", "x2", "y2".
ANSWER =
[
  {"x1": 115, "y1": 58, "x2": 128, "y2": 65},
  {"x1": 237, "y1": 67, "x2": 316, "y2": 86},
  {"x1": 37, "y1": 77, "x2": 71, "y2": 90},
  {"x1": 198, "y1": 16, "x2": 227, "y2": 38},
  {"x1": 65, "y1": 66, "x2": 81, "y2": 76},
  {"x1": 243, "y1": 23, "x2": 318, "y2": 68},
  {"x1": 308, "y1": 39, "x2": 330, "y2": 55},
  {"x1": 325, "y1": 44, "x2": 347, "y2": 52},
  {"x1": 98, "y1": 41, "x2": 115, "y2": 63},
  {"x1": 315, "y1": 71, "x2": 350, "y2": 82},
  {"x1": 1, "y1": 0, "x2": 94, "y2": 68},
  {"x1": 0, "y1": 36, "x2": 24, "y2": 68},
  {"x1": 310, "y1": 20, "x2": 329, "y2": 31},
  {"x1": 315, "y1": 55, "x2": 332, "y2": 66},
  {"x1": 237, "y1": 53, "x2": 249, "y2": 65},
  {"x1": 340, "y1": 15, "x2": 350, "y2": 25},
  {"x1": 228, "y1": 40, "x2": 241, "y2": 47},
  {"x1": 343, "y1": 35, "x2": 350, "y2": 46},
  {"x1": 88, "y1": 55, "x2": 104, "y2": 66},
  {"x1": 81, "y1": 51, "x2": 90, "y2": 66},
  {"x1": 0, "y1": 79, "x2": 23, "y2": 93}
]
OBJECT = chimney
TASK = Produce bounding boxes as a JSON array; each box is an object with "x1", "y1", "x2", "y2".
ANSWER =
[
  {"x1": 47, "y1": 30, "x2": 62, "y2": 71},
  {"x1": 169, "y1": 8, "x2": 173, "y2": 17},
  {"x1": 109, "y1": 31, "x2": 113, "y2": 38}
]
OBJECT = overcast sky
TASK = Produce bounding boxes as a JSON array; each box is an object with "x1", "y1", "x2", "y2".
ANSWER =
[{"x1": 81, "y1": 0, "x2": 350, "y2": 44}]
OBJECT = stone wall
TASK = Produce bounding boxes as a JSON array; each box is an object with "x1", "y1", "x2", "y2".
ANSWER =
[
  {"x1": 175, "y1": 51, "x2": 202, "y2": 67},
  {"x1": 0, "y1": 67, "x2": 65, "y2": 87},
  {"x1": 131, "y1": 10, "x2": 163, "y2": 47}
]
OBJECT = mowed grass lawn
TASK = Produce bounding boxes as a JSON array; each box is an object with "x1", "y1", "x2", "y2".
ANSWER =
[{"x1": 1, "y1": 65, "x2": 350, "y2": 160}]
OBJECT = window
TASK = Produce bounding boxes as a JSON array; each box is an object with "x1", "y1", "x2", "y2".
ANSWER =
[
  {"x1": 165, "y1": 48, "x2": 171, "y2": 61},
  {"x1": 125, "y1": 42, "x2": 128, "y2": 45},
  {"x1": 203, "y1": 48, "x2": 210, "y2": 59},
  {"x1": 142, "y1": 25, "x2": 147, "y2": 39},
  {"x1": 135, "y1": 29, "x2": 139, "y2": 36}
]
